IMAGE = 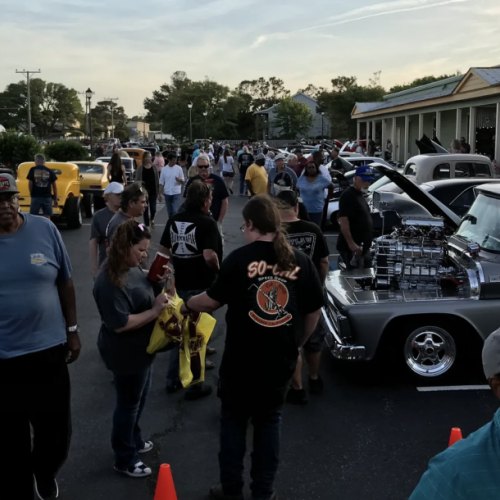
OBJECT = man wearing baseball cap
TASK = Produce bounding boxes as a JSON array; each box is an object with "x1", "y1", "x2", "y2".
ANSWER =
[
  {"x1": 0, "y1": 173, "x2": 80, "y2": 499},
  {"x1": 267, "y1": 154, "x2": 298, "y2": 196},
  {"x1": 245, "y1": 153, "x2": 268, "y2": 196},
  {"x1": 89, "y1": 182, "x2": 124, "y2": 278},
  {"x1": 337, "y1": 165, "x2": 374, "y2": 269},
  {"x1": 409, "y1": 329, "x2": 500, "y2": 499}
]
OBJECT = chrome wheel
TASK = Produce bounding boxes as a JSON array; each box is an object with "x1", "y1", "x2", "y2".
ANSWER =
[{"x1": 404, "y1": 326, "x2": 456, "y2": 378}]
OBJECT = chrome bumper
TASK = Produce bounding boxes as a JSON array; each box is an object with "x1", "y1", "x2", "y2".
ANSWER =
[{"x1": 321, "y1": 306, "x2": 366, "y2": 361}]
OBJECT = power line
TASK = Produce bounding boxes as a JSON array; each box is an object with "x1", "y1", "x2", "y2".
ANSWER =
[
  {"x1": 15, "y1": 69, "x2": 41, "y2": 136},
  {"x1": 104, "y1": 97, "x2": 118, "y2": 138}
]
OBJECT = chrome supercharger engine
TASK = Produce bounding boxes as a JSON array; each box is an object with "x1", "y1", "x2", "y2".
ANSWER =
[{"x1": 373, "y1": 218, "x2": 460, "y2": 291}]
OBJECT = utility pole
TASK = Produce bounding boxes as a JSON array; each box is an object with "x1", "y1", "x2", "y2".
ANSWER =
[
  {"x1": 16, "y1": 69, "x2": 41, "y2": 136},
  {"x1": 104, "y1": 97, "x2": 118, "y2": 138}
]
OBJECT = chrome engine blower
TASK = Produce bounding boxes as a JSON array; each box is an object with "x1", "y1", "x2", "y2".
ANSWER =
[{"x1": 373, "y1": 219, "x2": 457, "y2": 291}]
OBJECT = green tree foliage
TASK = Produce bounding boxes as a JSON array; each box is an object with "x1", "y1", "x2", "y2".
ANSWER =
[
  {"x1": 90, "y1": 100, "x2": 129, "y2": 140},
  {"x1": 272, "y1": 97, "x2": 313, "y2": 139},
  {"x1": 44, "y1": 140, "x2": 90, "y2": 162},
  {"x1": 0, "y1": 79, "x2": 84, "y2": 138},
  {"x1": 389, "y1": 72, "x2": 462, "y2": 94},
  {"x1": 236, "y1": 77, "x2": 290, "y2": 111},
  {"x1": 0, "y1": 132, "x2": 42, "y2": 168},
  {"x1": 297, "y1": 84, "x2": 327, "y2": 99}
]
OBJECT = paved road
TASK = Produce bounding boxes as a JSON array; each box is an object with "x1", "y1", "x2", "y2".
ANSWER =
[{"x1": 56, "y1": 188, "x2": 497, "y2": 500}]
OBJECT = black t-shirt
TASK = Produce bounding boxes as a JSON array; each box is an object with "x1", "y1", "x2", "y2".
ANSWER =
[
  {"x1": 238, "y1": 153, "x2": 254, "y2": 172},
  {"x1": 330, "y1": 158, "x2": 345, "y2": 172},
  {"x1": 283, "y1": 219, "x2": 329, "y2": 271},
  {"x1": 337, "y1": 186, "x2": 373, "y2": 252},
  {"x1": 142, "y1": 166, "x2": 157, "y2": 196},
  {"x1": 93, "y1": 266, "x2": 158, "y2": 375},
  {"x1": 160, "y1": 209, "x2": 222, "y2": 291},
  {"x1": 183, "y1": 174, "x2": 229, "y2": 221},
  {"x1": 207, "y1": 241, "x2": 324, "y2": 389},
  {"x1": 27, "y1": 166, "x2": 57, "y2": 198}
]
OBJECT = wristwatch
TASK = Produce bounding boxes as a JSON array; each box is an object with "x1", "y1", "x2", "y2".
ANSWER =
[{"x1": 67, "y1": 325, "x2": 80, "y2": 334}]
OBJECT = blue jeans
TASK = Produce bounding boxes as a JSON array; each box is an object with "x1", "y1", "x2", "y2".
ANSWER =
[
  {"x1": 112, "y1": 366, "x2": 152, "y2": 469},
  {"x1": 239, "y1": 171, "x2": 247, "y2": 195},
  {"x1": 30, "y1": 197, "x2": 53, "y2": 216},
  {"x1": 308, "y1": 211, "x2": 323, "y2": 227},
  {"x1": 218, "y1": 380, "x2": 283, "y2": 499},
  {"x1": 166, "y1": 289, "x2": 205, "y2": 392},
  {"x1": 164, "y1": 194, "x2": 182, "y2": 218}
]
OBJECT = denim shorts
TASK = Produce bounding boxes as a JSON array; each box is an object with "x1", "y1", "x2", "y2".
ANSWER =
[{"x1": 30, "y1": 197, "x2": 53, "y2": 216}]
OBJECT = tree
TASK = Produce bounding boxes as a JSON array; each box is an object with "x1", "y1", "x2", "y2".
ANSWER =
[
  {"x1": 91, "y1": 100, "x2": 129, "y2": 140},
  {"x1": 297, "y1": 84, "x2": 326, "y2": 99},
  {"x1": 44, "y1": 140, "x2": 89, "y2": 162},
  {"x1": 0, "y1": 81, "x2": 29, "y2": 131},
  {"x1": 236, "y1": 77, "x2": 290, "y2": 111},
  {"x1": 0, "y1": 132, "x2": 41, "y2": 168},
  {"x1": 389, "y1": 72, "x2": 462, "y2": 94},
  {"x1": 272, "y1": 97, "x2": 313, "y2": 139}
]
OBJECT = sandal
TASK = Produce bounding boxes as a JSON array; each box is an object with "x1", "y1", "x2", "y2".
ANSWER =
[{"x1": 205, "y1": 359, "x2": 216, "y2": 370}]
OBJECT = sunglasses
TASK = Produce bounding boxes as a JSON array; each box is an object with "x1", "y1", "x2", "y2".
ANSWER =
[{"x1": 198, "y1": 165, "x2": 210, "y2": 169}]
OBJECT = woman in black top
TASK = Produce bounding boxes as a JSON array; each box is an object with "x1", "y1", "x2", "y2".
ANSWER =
[
  {"x1": 93, "y1": 220, "x2": 169, "y2": 478},
  {"x1": 107, "y1": 153, "x2": 127, "y2": 185},
  {"x1": 179, "y1": 195, "x2": 324, "y2": 500},
  {"x1": 135, "y1": 152, "x2": 159, "y2": 228}
]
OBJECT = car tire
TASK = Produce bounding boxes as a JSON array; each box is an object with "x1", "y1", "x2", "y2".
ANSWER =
[
  {"x1": 66, "y1": 197, "x2": 82, "y2": 229},
  {"x1": 330, "y1": 211, "x2": 339, "y2": 231},
  {"x1": 381, "y1": 317, "x2": 482, "y2": 384},
  {"x1": 84, "y1": 193, "x2": 94, "y2": 218}
]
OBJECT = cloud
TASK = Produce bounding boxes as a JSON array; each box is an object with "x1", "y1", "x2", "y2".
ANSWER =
[{"x1": 252, "y1": 0, "x2": 470, "y2": 47}]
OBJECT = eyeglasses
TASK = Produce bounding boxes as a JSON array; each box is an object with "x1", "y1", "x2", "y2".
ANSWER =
[
  {"x1": 198, "y1": 165, "x2": 210, "y2": 169},
  {"x1": 240, "y1": 222, "x2": 249, "y2": 233}
]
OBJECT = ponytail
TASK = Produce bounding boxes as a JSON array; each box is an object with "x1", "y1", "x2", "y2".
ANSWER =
[{"x1": 273, "y1": 230, "x2": 295, "y2": 272}]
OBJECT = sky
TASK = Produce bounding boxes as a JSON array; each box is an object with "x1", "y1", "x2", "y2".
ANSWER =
[{"x1": 1, "y1": 0, "x2": 500, "y2": 116}]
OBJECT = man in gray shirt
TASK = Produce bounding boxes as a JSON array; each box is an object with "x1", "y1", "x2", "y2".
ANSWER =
[
  {"x1": 267, "y1": 153, "x2": 298, "y2": 196},
  {"x1": 106, "y1": 182, "x2": 147, "y2": 247},
  {"x1": 89, "y1": 182, "x2": 123, "y2": 278}
]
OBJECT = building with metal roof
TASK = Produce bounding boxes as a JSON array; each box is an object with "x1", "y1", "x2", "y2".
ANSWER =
[{"x1": 352, "y1": 66, "x2": 500, "y2": 163}]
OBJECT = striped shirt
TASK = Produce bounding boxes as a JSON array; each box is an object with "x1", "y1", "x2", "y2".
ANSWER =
[{"x1": 409, "y1": 409, "x2": 500, "y2": 499}]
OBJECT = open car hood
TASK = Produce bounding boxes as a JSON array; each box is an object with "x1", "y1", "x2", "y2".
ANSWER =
[
  {"x1": 374, "y1": 165, "x2": 461, "y2": 230},
  {"x1": 416, "y1": 134, "x2": 450, "y2": 154}
]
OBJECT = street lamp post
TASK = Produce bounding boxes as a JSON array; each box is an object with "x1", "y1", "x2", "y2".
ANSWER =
[
  {"x1": 321, "y1": 112, "x2": 325, "y2": 140},
  {"x1": 86, "y1": 88, "x2": 94, "y2": 152},
  {"x1": 203, "y1": 111, "x2": 208, "y2": 140},
  {"x1": 188, "y1": 102, "x2": 193, "y2": 142}
]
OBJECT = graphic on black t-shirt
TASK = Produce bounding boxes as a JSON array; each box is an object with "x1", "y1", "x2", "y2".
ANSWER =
[
  {"x1": 246, "y1": 260, "x2": 300, "y2": 328},
  {"x1": 33, "y1": 168, "x2": 51, "y2": 188},
  {"x1": 286, "y1": 233, "x2": 316, "y2": 259},
  {"x1": 171, "y1": 221, "x2": 198, "y2": 256}
]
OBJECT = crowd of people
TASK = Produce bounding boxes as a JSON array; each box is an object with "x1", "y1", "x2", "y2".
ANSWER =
[{"x1": 3, "y1": 139, "x2": 500, "y2": 500}]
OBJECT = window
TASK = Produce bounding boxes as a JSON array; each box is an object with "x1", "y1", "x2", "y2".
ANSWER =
[
  {"x1": 455, "y1": 163, "x2": 492, "y2": 178},
  {"x1": 454, "y1": 163, "x2": 472, "y2": 178},
  {"x1": 450, "y1": 187, "x2": 475, "y2": 210},
  {"x1": 433, "y1": 163, "x2": 451, "y2": 180},
  {"x1": 472, "y1": 163, "x2": 491, "y2": 178},
  {"x1": 404, "y1": 163, "x2": 417, "y2": 176}
]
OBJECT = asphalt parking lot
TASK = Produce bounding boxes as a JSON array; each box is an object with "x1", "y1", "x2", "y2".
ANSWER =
[{"x1": 56, "y1": 188, "x2": 498, "y2": 500}]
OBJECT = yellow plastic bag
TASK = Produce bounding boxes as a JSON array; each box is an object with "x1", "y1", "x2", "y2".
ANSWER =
[
  {"x1": 179, "y1": 312, "x2": 216, "y2": 387},
  {"x1": 146, "y1": 293, "x2": 184, "y2": 354}
]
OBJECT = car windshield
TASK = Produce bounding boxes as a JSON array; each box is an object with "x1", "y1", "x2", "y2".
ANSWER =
[
  {"x1": 77, "y1": 164, "x2": 104, "y2": 174},
  {"x1": 456, "y1": 193, "x2": 500, "y2": 253}
]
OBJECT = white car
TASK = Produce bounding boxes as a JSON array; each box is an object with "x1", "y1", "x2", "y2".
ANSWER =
[{"x1": 403, "y1": 153, "x2": 494, "y2": 183}]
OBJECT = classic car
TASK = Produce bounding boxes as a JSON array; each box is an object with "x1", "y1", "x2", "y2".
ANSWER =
[
  {"x1": 17, "y1": 162, "x2": 83, "y2": 229},
  {"x1": 403, "y1": 153, "x2": 494, "y2": 183},
  {"x1": 72, "y1": 161, "x2": 110, "y2": 215},
  {"x1": 122, "y1": 148, "x2": 147, "y2": 167},
  {"x1": 324, "y1": 165, "x2": 500, "y2": 382},
  {"x1": 95, "y1": 156, "x2": 137, "y2": 183}
]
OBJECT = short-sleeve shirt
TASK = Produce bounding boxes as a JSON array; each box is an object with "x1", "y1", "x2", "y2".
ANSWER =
[
  {"x1": 27, "y1": 165, "x2": 57, "y2": 198},
  {"x1": 337, "y1": 186, "x2": 373, "y2": 253},
  {"x1": 93, "y1": 266, "x2": 156, "y2": 375},
  {"x1": 183, "y1": 174, "x2": 229, "y2": 221},
  {"x1": 0, "y1": 214, "x2": 72, "y2": 359},
  {"x1": 159, "y1": 165, "x2": 184, "y2": 195},
  {"x1": 283, "y1": 219, "x2": 329, "y2": 271},
  {"x1": 160, "y1": 209, "x2": 222, "y2": 291},
  {"x1": 245, "y1": 164, "x2": 268, "y2": 196},
  {"x1": 106, "y1": 210, "x2": 132, "y2": 246},
  {"x1": 90, "y1": 207, "x2": 115, "y2": 266},
  {"x1": 268, "y1": 167, "x2": 298, "y2": 196},
  {"x1": 297, "y1": 175, "x2": 331, "y2": 213},
  {"x1": 238, "y1": 153, "x2": 254, "y2": 173},
  {"x1": 292, "y1": 156, "x2": 308, "y2": 177},
  {"x1": 207, "y1": 241, "x2": 324, "y2": 389}
]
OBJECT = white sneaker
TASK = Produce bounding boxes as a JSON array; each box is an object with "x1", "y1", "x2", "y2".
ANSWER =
[
  {"x1": 138, "y1": 440, "x2": 154, "y2": 454},
  {"x1": 114, "y1": 461, "x2": 152, "y2": 478},
  {"x1": 34, "y1": 475, "x2": 59, "y2": 499}
]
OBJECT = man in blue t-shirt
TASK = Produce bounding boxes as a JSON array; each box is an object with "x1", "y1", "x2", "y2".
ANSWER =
[
  {"x1": 27, "y1": 154, "x2": 58, "y2": 218},
  {"x1": 0, "y1": 173, "x2": 80, "y2": 499}
]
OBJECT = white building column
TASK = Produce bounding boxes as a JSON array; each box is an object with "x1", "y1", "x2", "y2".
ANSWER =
[
  {"x1": 456, "y1": 108, "x2": 462, "y2": 139},
  {"x1": 495, "y1": 103, "x2": 500, "y2": 163},
  {"x1": 469, "y1": 107, "x2": 476, "y2": 154},
  {"x1": 418, "y1": 113, "x2": 424, "y2": 139},
  {"x1": 371, "y1": 120, "x2": 376, "y2": 141},
  {"x1": 435, "y1": 111, "x2": 442, "y2": 140},
  {"x1": 404, "y1": 115, "x2": 410, "y2": 162},
  {"x1": 366, "y1": 121, "x2": 370, "y2": 143},
  {"x1": 381, "y1": 119, "x2": 387, "y2": 154},
  {"x1": 356, "y1": 121, "x2": 361, "y2": 143},
  {"x1": 391, "y1": 117, "x2": 397, "y2": 161}
]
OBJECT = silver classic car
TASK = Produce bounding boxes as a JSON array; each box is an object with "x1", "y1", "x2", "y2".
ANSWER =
[{"x1": 324, "y1": 165, "x2": 500, "y2": 381}]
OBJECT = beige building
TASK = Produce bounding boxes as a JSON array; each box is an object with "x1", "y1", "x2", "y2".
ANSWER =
[{"x1": 352, "y1": 66, "x2": 500, "y2": 163}]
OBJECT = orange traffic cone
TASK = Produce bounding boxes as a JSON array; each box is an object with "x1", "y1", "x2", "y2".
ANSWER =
[
  {"x1": 154, "y1": 464, "x2": 178, "y2": 500},
  {"x1": 448, "y1": 428, "x2": 463, "y2": 447}
]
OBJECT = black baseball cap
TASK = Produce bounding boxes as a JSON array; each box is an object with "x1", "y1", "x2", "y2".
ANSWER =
[{"x1": 276, "y1": 190, "x2": 299, "y2": 208}]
